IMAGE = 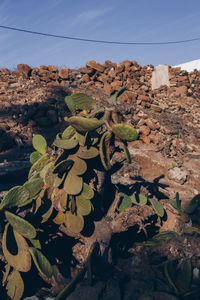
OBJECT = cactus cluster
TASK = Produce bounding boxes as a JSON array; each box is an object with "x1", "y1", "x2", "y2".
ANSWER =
[{"x1": 0, "y1": 91, "x2": 139, "y2": 300}]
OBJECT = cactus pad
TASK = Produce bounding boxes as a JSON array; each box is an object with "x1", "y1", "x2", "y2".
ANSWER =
[
  {"x1": 64, "y1": 173, "x2": 83, "y2": 195},
  {"x1": 62, "y1": 125, "x2": 76, "y2": 139},
  {"x1": 77, "y1": 146, "x2": 99, "y2": 159},
  {"x1": 53, "y1": 136, "x2": 78, "y2": 150},
  {"x1": 68, "y1": 116, "x2": 104, "y2": 132},
  {"x1": 23, "y1": 177, "x2": 44, "y2": 199},
  {"x1": 99, "y1": 131, "x2": 112, "y2": 170},
  {"x1": 30, "y1": 151, "x2": 42, "y2": 165},
  {"x1": 29, "y1": 247, "x2": 53, "y2": 278},
  {"x1": 131, "y1": 193, "x2": 147, "y2": 206},
  {"x1": 2, "y1": 224, "x2": 32, "y2": 272},
  {"x1": 149, "y1": 198, "x2": 164, "y2": 217},
  {"x1": 28, "y1": 153, "x2": 50, "y2": 179},
  {"x1": 32, "y1": 134, "x2": 47, "y2": 155},
  {"x1": 5, "y1": 211, "x2": 36, "y2": 239},
  {"x1": 65, "y1": 211, "x2": 84, "y2": 233},
  {"x1": 77, "y1": 183, "x2": 94, "y2": 200},
  {"x1": 65, "y1": 93, "x2": 97, "y2": 115},
  {"x1": 112, "y1": 124, "x2": 138, "y2": 141},
  {"x1": 76, "y1": 196, "x2": 92, "y2": 216},
  {"x1": 6, "y1": 270, "x2": 24, "y2": 300},
  {"x1": 0, "y1": 186, "x2": 30, "y2": 210}
]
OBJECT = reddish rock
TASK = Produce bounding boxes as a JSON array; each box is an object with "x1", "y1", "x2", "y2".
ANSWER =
[
  {"x1": 38, "y1": 69, "x2": 50, "y2": 77},
  {"x1": 94, "y1": 81, "x2": 103, "y2": 89},
  {"x1": 103, "y1": 82, "x2": 112, "y2": 94},
  {"x1": 79, "y1": 67, "x2": 94, "y2": 75},
  {"x1": 115, "y1": 63, "x2": 124, "y2": 74},
  {"x1": 86, "y1": 60, "x2": 105, "y2": 73},
  {"x1": 58, "y1": 68, "x2": 69, "y2": 79},
  {"x1": 17, "y1": 64, "x2": 31, "y2": 78},
  {"x1": 111, "y1": 80, "x2": 122, "y2": 90},
  {"x1": 139, "y1": 134, "x2": 151, "y2": 144},
  {"x1": 40, "y1": 65, "x2": 48, "y2": 70},
  {"x1": 150, "y1": 104, "x2": 162, "y2": 112},
  {"x1": 47, "y1": 65, "x2": 58, "y2": 72},
  {"x1": 139, "y1": 125, "x2": 151, "y2": 136},
  {"x1": 80, "y1": 74, "x2": 90, "y2": 83},
  {"x1": 1, "y1": 68, "x2": 10, "y2": 74},
  {"x1": 97, "y1": 74, "x2": 109, "y2": 84},
  {"x1": 137, "y1": 94, "x2": 150, "y2": 102}
]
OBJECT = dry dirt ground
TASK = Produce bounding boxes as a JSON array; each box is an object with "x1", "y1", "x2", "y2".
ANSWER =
[{"x1": 0, "y1": 66, "x2": 200, "y2": 300}]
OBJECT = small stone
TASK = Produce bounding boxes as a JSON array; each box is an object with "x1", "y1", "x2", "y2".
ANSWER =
[
  {"x1": 86, "y1": 60, "x2": 105, "y2": 73},
  {"x1": 58, "y1": 68, "x2": 69, "y2": 79},
  {"x1": 151, "y1": 104, "x2": 162, "y2": 112},
  {"x1": 17, "y1": 64, "x2": 32, "y2": 78},
  {"x1": 168, "y1": 167, "x2": 187, "y2": 184},
  {"x1": 47, "y1": 65, "x2": 58, "y2": 72},
  {"x1": 139, "y1": 125, "x2": 151, "y2": 136}
]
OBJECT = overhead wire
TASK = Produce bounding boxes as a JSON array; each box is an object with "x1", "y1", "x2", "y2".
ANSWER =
[{"x1": 0, "y1": 24, "x2": 200, "y2": 45}]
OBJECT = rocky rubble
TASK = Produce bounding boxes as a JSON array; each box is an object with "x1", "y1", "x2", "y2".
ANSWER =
[{"x1": 0, "y1": 60, "x2": 200, "y2": 204}]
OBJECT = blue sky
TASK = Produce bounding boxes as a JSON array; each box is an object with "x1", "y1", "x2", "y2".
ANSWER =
[{"x1": 1, "y1": 0, "x2": 200, "y2": 69}]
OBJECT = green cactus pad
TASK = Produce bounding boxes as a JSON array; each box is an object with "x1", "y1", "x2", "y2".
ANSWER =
[
  {"x1": 77, "y1": 146, "x2": 99, "y2": 159},
  {"x1": 53, "y1": 211, "x2": 65, "y2": 224},
  {"x1": 185, "y1": 194, "x2": 200, "y2": 214},
  {"x1": 76, "y1": 131, "x2": 87, "y2": 146},
  {"x1": 69, "y1": 156, "x2": 87, "y2": 175},
  {"x1": 30, "y1": 151, "x2": 42, "y2": 165},
  {"x1": 29, "y1": 239, "x2": 41, "y2": 249},
  {"x1": 65, "y1": 93, "x2": 97, "y2": 114},
  {"x1": 53, "y1": 159, "x2": 74, "y2": 175},
  {"x1": 6, "y1": 270, "x2": 24, "y2": 300},
  {"x1": 53, "y1": 136, "x2": 78, "y2": 149},
  {"x1": 68, "y1": 116, "x2": 104, "y2": 132},
  {"x1": 32, "y1": 134, "x2": 47, "y2": 155},
  {"x1": 0, "y1": 186, "x2": 30, "y2": 210},
  {"x1": 5, "y1": 211, "x2": 36, "y2": 239},
  {"x1": 118, "y1": 193, "x2": 132, "y2": 212},
  {"x1": 112, "y1": 124, "x2": 138, "y2": 141},
  {"x1": 152, "y1": 231, "x2": 178, "y2": 242},
  {"x1": 131, "y1": 193, "x2": 147, "y2": 206},
  {"x1": 64, "y1": 173, "x2": 83, "y2": 195},
  {"x1": 65, "y1": 95, "x2": 76, "y2": 115},
  {"x1": 2, "y1": 224, "x2": 32, "y2": 272},
  {"x1": 99, "y1": 131, "x2": 112, "y2": 171},
  {"x1": 28, "y1": 153, "x2": 50, "y2": 179},
  {"x1": 23, "y1": 177, "x2": 44, "y2": 199},
  {"x1": 77, "y1": 183, "x2": 94, "y2": 200},
  {"x1": 149, "y1": 198, "x2": 164, "y2": 217},
  {"x1": 65, "y1": 211, "x2": 84, "y2": 233},
  {"x1": 29, "y1": 247, "x2": 53, "y2": 278},
  {"x1": 62, "y1": 125, "x2": 76, "y2": 140},
  {"x1": 76, "y1": 196, "x2": 92, "y2": 216}
]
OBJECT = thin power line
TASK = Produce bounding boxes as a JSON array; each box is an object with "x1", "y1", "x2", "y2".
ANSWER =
[{"x1": 1, "y1": 24, "x2": 200, "y2": 45}]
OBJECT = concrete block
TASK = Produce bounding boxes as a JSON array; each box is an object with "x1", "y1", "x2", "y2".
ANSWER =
[{"x1": 151, "y1": 64, "x2": 169, "y2": 90}]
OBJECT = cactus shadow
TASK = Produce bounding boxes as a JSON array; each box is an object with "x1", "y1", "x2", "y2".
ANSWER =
[{"x1": 117, "y1": 174, "x2": 169, "y2": 200}]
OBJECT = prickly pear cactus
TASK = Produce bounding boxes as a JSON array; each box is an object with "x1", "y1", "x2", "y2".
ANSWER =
[{"x1": 0, "y1": 90, "x2": 140, "y2": 300}]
